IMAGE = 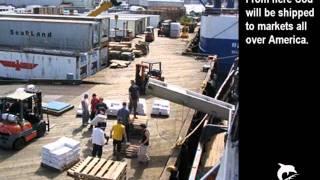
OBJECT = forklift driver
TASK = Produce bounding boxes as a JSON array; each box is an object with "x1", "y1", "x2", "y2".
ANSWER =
[
  {"x1": 9, "y1": 101, "x2": 21, "y2": 115},
  {"x1": 0, "y1": 100, "x2": 3, "y2": 114}
]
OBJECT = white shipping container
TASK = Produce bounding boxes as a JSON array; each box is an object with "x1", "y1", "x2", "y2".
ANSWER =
[
  {"x1": 109, "y1": 17, "x2": 145, "y2": 37},
  {"x1": 110, "y1": 19, "x2": 131, "y2": 35},
  {"x1": 109, "y1": 29, "x2": 128, "y2": 38},
  {"x1": 0, "y1": 14, "x2": 110, "y2": 43},
  {"x1": 148, "y1": 15, "x2": 160, "y2": 27},
  {"x1": 0, "y1": 18, "x2": 99, "y2": 51},
  {"x1": 107, "y1": 13, "x2": 159, "y2": 29},
  {"x1": 0, "y1": 50, "x2": 88, "y2": 81},
  {"x1": 0, "y1": 0, "x2": 62, "y2": 7}
]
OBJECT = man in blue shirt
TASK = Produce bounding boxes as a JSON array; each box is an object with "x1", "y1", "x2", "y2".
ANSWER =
[{"x1": 117, "y1": 102, "x2": 130, "y2": 141}]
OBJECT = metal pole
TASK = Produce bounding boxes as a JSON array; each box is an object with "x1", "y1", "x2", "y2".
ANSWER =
[
  {"x1": 47, "y1": 113, "x2": 50, "y2": 132},
  {"x1": 200, "y1": 163, "x2": 220, "y2": 180},
  {"x1": 19, "y1": 100, "x2": 24, "y2": 123}
]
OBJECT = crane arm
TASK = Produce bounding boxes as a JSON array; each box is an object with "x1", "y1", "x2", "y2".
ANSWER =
[
  {"x1": 145, "y1": 79, "x2": 234, "y2": 119},
  {"x1": 87, "y1": 0, "x2": 121, "y2": 17}
]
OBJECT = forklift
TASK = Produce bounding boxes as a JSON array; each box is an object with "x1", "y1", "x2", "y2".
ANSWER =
[
  {"x1": 0, "y1": 85, "x2": 48, "y2": 150},
  {"x1": 145, "y1": 26, "x2": 155, "y2": 42},
  {"x1": 158, "y1": 20, "x2": 172, "y2": 37},
  {"x1": 135, "y1": 61, "x2": 165, "y2": 95}
]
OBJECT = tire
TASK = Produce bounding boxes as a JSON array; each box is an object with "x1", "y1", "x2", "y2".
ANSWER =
[
  {"x1": 13, "y1": 138, "x2": 25, "y2": 150},
  {"x1": 37, "y1": 123, "x2": 46, "y2": 138}
]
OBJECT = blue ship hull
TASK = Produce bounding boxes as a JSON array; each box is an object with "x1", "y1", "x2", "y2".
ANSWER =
[
  {"x1": 199, "y1": 14, "x2": 238, "y2": 85},
  {"x1": 199, "y1": 37, "x2": 238, "y2": 75}
]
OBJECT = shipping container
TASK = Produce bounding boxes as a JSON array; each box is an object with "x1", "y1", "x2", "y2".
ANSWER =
[
  {"x1": 148, "y1": 15, "x2": 160, "y2": 27},
  {"x1": 0, "y1": 49, "x2": 104, "y2": 81},
  {"x1": 0, "y1": 0, "x2": 62, "y2": 7},
  {"x1": 0, "y1": 14, "x2": 110, "y2": 44},
  {"x1": 0, "y1": 17, "x2": 100, "y2": 51},
  {"x1": 109, "y1": 29, "x2": 128, "y2": 38},
  {"x1": 0, "y1": 50, "x2": 80, "y2": 80},
  {"x1": 0, "y1": 47, "x2": 108, "y2": 81},
  {"x1": 63, "y1": 0, "x2": 94, "y2": 8},
  {"x1": 109, "y1": 17, "x2": 145, "y2": 37},
  {"x1": 106, "y1": 13, "x2": 160, "y2": 28}
]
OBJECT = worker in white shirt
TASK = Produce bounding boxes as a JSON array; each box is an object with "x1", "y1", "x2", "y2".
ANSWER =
[{"x1": 92, "y1": 122, "x2": 108, "y2": 158}]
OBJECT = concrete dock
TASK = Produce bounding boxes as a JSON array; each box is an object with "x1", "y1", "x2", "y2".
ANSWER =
[{"x1": 0, "y1": 34, "x2": 206, "y2": 179}]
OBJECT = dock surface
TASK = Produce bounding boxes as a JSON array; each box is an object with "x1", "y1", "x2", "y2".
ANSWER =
[{"x1": 0, "y1": 33, "x2": 206, "y2": 179}]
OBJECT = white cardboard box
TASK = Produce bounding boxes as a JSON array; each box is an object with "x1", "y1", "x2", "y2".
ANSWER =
[
  {"x1": 151, "y1": 99, "x2": 170, "y2": 116},
  {"x1": 105, "y1": 100, "x2": 122, "y2": 116},
  {"x1": 137, "y1": 98, "x2": 147, "y2": 115},
  {"x1": 89, "y1": 114, "x2": 107, "y2": 126}
]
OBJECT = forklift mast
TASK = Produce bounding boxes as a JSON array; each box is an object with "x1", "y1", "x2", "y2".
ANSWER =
[{"x1": 36, "y1": 91, "x2": 43, "y2": 120}]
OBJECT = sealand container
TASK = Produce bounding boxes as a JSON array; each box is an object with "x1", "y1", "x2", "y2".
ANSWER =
[
  {"x1": 0, "y1": 14, "x2": 110, "y2": 45},
  {"x1": 0, "y1": 17, "x2": 100, "y2": 51}
]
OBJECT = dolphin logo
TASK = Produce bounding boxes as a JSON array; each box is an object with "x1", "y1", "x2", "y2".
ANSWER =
[{"x1": 277, "y1": 163, "x2": 298, "y2": 180}]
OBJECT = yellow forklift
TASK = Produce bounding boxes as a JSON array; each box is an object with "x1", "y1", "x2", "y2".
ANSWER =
[{"x1": 181, "y1": 25, "x2": 189, "y2": 38}]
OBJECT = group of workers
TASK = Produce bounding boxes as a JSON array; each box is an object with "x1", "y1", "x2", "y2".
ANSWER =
[{"x1": 80, "y1": 80, "x2": 150, "y2": 163}]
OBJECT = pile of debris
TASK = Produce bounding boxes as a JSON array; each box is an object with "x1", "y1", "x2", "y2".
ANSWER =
[
  {"x1": 108, "y1": 41, "x2": 149, "y2": 68},
  {"x1": 109, "y1": 42, "x2": 135, "y2": 62},
  {"x1": 183, "y1": 28, "x2": 200, "y2": 56},
  {"x1": 135, "y1": 41, "x2": 149, "y2": 56}
]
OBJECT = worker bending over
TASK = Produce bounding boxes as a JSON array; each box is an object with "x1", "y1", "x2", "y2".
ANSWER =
[{"x1": 138, "y1": 124, "x2": 150, "y2": 163}]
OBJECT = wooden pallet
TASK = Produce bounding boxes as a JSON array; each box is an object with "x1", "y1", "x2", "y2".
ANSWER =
[
  {"x1": 121, "y1": 144, "x2": 140, "y2": 158},
  {"x1": 69, "y1": 157, "x2": 127, "y2": 180},
  {"x1": 41, "y1": 158, "x2": 80, "y2": 172},
  {"x1": 128, "y1": 115, "x2": 149, "y2": 138},
  {"x1": 67, "y1": 159, "x2": 85, "y2": 177},
  {"x1": 129, "y1": 115, "x2": 148, "y2": 129}
]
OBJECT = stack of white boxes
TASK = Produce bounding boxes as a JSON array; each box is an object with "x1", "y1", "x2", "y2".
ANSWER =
[
  {"x1": 137, "y1": 98, "x2": 147, "y2": 115},
  {"x1": 41, "y1": 137, "x2": 80, "y2": 170},
  {"x1": 90, "y1": 114, "x2": 107, "y2": 126},
  {"x1": 105, "y1": 100, "x2": 122, "y2": 116},
  {"x1": 151, "y1": 99, "x2": 170, "y2": 116}
]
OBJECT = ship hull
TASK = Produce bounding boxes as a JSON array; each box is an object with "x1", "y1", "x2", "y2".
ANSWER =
[{"x1": 199, "y1": 14, "x2": 238, "y2": 83}]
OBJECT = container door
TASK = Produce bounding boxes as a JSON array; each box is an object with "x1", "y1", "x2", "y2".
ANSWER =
[
  {"x1": 100, "y1": 47, "x2": 108, "y2": 68},
  {"x1": 93, "y1": 23, "x2": 99, "y2": 47},
  {"x1": 76, "y1": 57, "x2": 80, "y2": 80},
  {"x1": 101, "y1": 19, "x2": 109, "y2": 39},
  {"x1": 79, "y1": 54, "x2": 88, "y2": 79},
  {"x1": 89, "y1": 50, "x2": 99, "y2": 75}
]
